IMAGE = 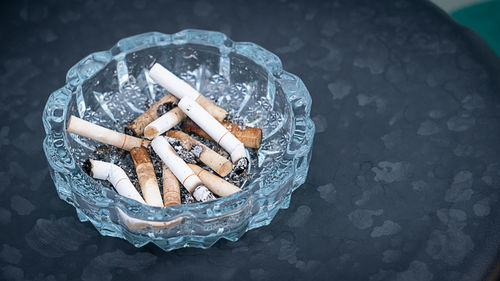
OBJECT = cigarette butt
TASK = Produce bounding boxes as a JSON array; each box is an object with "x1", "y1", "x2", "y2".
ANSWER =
[
  {"x1": 178, "y1": 97, "x2": 248, "y2": 164},
  {"x1": 84, "y1": 159, "x2": 145, "y2": 204},
  {"x1": 67, "y1": 115, "x2": 150, "y2": 151},
  {"x1": 165, "y1": 130, "x2": 233, "y2": 177},
  {"x1": 162, "y1": 164, "x2": 181, "y2": 206},
  {"x1": 143, "y1": 107, "x2": 186, "y2": 139},
  {"x1": 125, "y1": 94, "x2": 179, "y2": 136},
  {"x1": 188, "y1": 164, "x2": 241, "y2": 197},
  {"x1": 181, "y1": 119, "x2": 262, "y2": 149},
  {"x1": 151, "y1": 136, "x2": 215, "y2": 202},
  {"x1": 130, "y1": 147, "x2": 163, "y2": 207},
  {"x1": 149, "y1": 63, "x2": 227, "y2": 121}
]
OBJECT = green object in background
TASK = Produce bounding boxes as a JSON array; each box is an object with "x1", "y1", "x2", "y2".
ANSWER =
[{"x1": 452, "y1": 0, "x2": 500, "y2": 56}]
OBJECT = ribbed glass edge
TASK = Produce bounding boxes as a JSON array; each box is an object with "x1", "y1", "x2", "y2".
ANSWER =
[{"x1": 42, "y1": 29, "x2": 315, "y2": 250}]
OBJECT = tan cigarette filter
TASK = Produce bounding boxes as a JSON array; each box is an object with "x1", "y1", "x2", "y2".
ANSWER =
[
  {"x1": 130, "y1": 147, "x2": 163, "y2": 207},
  {"x1": 181, "y1": 119, "x2": 263, "y2": 149},
  {"x1": 165, "y1": 130, "x2": 233, "y2": 177},
  {"x1": 143, "y1": 107, "x2": 186, "y2": 139},
  {"x1": 126, "y1": 94, "x2": 179, "y2": 136},
  {"x1": 67, "y1": 115, "x2": 150, "y2": 151},
  {"x1": 162, "y1": 164, "x2": 181, "y2": 206},
  {"x1": 188, "y1": 164, "x2": 241, "y2": 197}
]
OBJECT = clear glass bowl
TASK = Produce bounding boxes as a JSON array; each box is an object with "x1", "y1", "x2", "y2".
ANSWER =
[{"x1": 42, "y1": 29, "x2": 315, "y2": 251}]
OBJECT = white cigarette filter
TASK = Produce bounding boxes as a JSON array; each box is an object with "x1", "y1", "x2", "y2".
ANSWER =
[
  {"x1": 67, "y1": 115, "x2": 150, "y2": 151},
  {"x1": 143, "y1": 107, "x2": 186, "y2": 139},
  {"x1": 188, "y1": 164, "x2": 241, "y2": 197},
  {"x1": 84, "y1": 159, "x2": 145, "y2": 204},
  {"x1": 148, "y1": 63, "x2": 227, "y2": 121},
  {"x1": 178, "y1": 97, "x2": 248, "y2": 164},
  {"x1": 150, "y1": 136, "x2": 215, "y2": 202}
]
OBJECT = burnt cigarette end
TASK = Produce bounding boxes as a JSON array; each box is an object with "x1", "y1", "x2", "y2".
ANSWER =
[
  {"x1": 192, "y1": 184, "x2": 216, "y2": 202},
  {"x1": 234, "y1": 158, "x2": 249, "y2": 175},
  {"x1": 124, "y1": 126, "x2": 137, "y2": 137},
  {"x1": 190, "y1": 144, "x2": 204, "y2": 158},
  {"x1": 82, "y1": 159, "x2": 93, "y2": 177},
  {"x1": 156, "y1": 102, "x2": 177, "y2": 116}
]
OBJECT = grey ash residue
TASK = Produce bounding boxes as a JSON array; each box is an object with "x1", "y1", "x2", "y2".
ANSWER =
[
  {"x1": 180, "y1": 186, "x2": 196, "y2": 204},
  {"x1": 164, "y1": 137, "x2": 198, "y2": 164},
  {"x1": 147, "y1": 145, "x2": 164, "y2": 180},
  {"x1": 190, "y1": 144, "x2": 203, "y2": 158},
  {"x1": 233, "y1": 158, "x2": 249, "y2": 174},
  {"x1": 225, "y1": 165, "x2": 251, "y2": 187},
  {"x1": 218, "y1": 158, "x2": 251, "y2": 187},
  {"x1": 123, "y1": 126, "x2": 137, "y2": 137},
  {"x1": 156, "y1": 101, "x2": 177, "y2": 116},
  {"x1": 144, "y1": 98, "x2": 155, "y2": 109},
  {"x1": 82, "y1": 159, "x2": 92, "y2": 177},
  {"x1": 90, "y1": 145, "x2": 127, "y2": 163}
]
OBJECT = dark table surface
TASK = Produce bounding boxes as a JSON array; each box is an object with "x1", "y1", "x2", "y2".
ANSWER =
[{"x1": 2, "y1": 0, "x2": 500, "y2": 280}]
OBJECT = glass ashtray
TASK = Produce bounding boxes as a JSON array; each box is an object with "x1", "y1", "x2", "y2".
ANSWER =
[{"x1": 42, "y1": 29, "x2": 315, "y2": 251}]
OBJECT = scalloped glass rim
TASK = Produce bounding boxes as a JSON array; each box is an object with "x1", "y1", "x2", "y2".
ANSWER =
[{"x1": 43, "y1": 29, "x2": 315, "y2": 250}]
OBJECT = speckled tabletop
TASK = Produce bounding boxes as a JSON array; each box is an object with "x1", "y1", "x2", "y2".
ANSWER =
[{"x1": 1, "y1": 0, "x2": 500, "y2": 280}]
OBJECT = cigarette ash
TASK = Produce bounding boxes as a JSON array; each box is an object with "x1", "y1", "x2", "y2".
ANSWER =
[
  {"x1": 144, "y1": 98, "x2": 155, "y2": 109},
  {"x1": 190, "y1": 144, "x2": 203, "y2": 158},
  {"x1": 147, "y1": 146, "x2": 164, "y2": 180},
  {"x1": 156, "y1": 101, "x2": 177, "y2": 117},
  {"x1": 164, "y1": 137, "x2": 198, "y2": 164},
  {"x1": 180, "y1": 186, "x2": 196, "y2": 204},
  {"x1": 225, "y1": 158, "x2": 251, "y2": 187}
]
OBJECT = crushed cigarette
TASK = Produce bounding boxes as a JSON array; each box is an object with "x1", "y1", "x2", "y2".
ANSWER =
[
  {"x1": 67, "y1": 115, "x2": 150, "y2": 151},
  {"x1": 125, "y1": 94, "x2": 179, "y2": 136},
  {"x1": 83, "y1": 159, "x2": 145, "y2": 204},
  {"x1": 150, "y1": 136, "x2": 215, "y2": 202},
  {"x1": 188, "y1": 164, "x2": 240, "y2": 197},
  {"x1": 182, "y1": 119, "x2": 262, "y2": 149},
  {"x1": 149, "y1": 63, "x2": 228, "y2": 121},
  {"x1": 130, "y1": 147, "x2": 163, "y2": 207},
  {"x1": 162, "y1": 164, "x2": 181, "y2": 206},
  {"x1": 178, "y1": 97, "x2": 248, "y2": 167},
  {"x1": 165, "y1": 130, "x2": 233, "y2": 177}
]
